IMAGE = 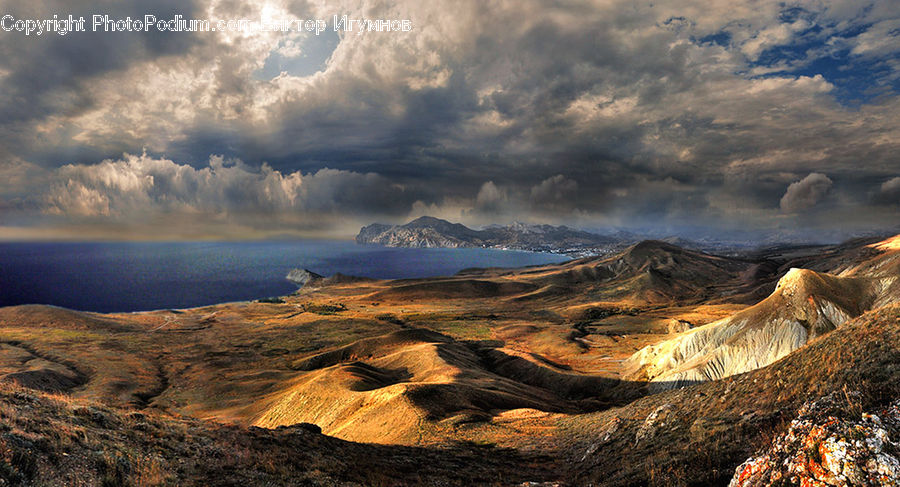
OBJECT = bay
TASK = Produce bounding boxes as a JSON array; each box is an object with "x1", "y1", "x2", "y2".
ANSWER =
[{"x1": 0, "y1": 241, "x2": 569, "y2": 312}]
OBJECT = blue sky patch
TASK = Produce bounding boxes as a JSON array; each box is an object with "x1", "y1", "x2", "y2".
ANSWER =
[
  {"x1": 253, "y1": 29, "x2": 340, "y2": 80},
  {"x1": 744, "y1": 14, "x2": 897, "y2": 106}
]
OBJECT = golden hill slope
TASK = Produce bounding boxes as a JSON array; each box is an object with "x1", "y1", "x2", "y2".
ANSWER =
[
  {"x1": 0, "y1": 379, "x2": 560, "y2": 486},
  {"x1": 625, "y1": 268, "x2": 881, "y2": 389},
  {"x1": 624, "y1": 239, "x2": 900, "y2": 390},
  {"x1": 249, "y1": 328, "x2": 625, "y2": 443}
]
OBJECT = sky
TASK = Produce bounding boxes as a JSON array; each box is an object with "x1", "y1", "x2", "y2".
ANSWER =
[{"x1": 0, "y1": 0, "x2": 898, "y2": 241}]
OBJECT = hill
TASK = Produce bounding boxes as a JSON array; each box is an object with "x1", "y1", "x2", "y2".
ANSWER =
[
  {"x1": 625, "y1": 238, "x2": 900, "y2": 390},
  {"x1": 0, "y1": 380, "x2": 558, "y2": 486}
]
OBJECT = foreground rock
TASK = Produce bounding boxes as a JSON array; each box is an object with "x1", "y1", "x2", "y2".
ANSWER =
[{"x1": 729, "y1": 391, "x2": 900, "y2": 486}]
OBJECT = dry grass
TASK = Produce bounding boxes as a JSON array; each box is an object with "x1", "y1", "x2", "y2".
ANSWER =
[
  {"x1": 870, "y1": 234, "x2": 900, "y2": 251},
  {"x1": 0, "y1": 381, "x2": 558, "y2": 486}
]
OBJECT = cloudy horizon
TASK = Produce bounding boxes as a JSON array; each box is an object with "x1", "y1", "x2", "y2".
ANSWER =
[{"x1": 1, "y1": 0, "x2": 899, "y2": 242}]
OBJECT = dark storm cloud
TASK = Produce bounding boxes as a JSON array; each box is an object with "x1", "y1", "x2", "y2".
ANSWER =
[
  {"x1": 0, "y1": 0, "x2": 899, "y2": 238},
  {"x1": 873, "y1": 177, "x2": 900, "y2": 206},
  {"x1": 473, "y1": 181, "x2": 506, "y2": 214},
  {"x1": 0, "y1": 0, "x2": 199, "y2": 124},
  {"x1": 529, "y1": 175, "x2": 578, "y2": 211},
  {"x1": 780, "y1": 173, "x2": 833, "y2": 213}
]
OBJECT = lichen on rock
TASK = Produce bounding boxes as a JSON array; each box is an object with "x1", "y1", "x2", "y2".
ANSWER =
[{"x1": 729, "y1": 391, "x2": 900, "y2": 486}]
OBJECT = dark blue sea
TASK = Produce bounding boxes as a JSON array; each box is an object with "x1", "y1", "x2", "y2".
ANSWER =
[{"x1": 0, "y1": 241, "x2": 569, "y2": 313}]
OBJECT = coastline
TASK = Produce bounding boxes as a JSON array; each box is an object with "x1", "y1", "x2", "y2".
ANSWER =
[{"x1": 0, "y1": 240, "x2": 569, "y2": 313}]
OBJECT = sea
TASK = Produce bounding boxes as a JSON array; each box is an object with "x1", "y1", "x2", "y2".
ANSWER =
[{"x1": 0, "y1": 241, "x2": 570, "y2": 313}]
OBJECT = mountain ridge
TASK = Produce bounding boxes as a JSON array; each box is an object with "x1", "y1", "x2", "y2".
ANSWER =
[{"x1": 356, "y1": 216, "x2": 624, "y2": 255}]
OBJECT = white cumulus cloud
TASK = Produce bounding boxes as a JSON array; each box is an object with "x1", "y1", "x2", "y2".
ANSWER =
[{"x1": 41, "y1": 152, "x2": 404, "y2": 220}]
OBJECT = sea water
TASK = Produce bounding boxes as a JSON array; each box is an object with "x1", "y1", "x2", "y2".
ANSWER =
[{"x1": 0, "y1": 241, "x2": 569, "y2": 312}]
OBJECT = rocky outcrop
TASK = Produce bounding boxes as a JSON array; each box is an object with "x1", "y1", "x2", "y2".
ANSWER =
[
  {"x1": 729, "y1": 392, "x2": 900, "y2": 486},
  {"x1": 634, "y1": 404, "x2": 674, "y2": 445},
  {"x1": 626, "y1": 268, "x2": 883, "y2": 390},
  {"x1": 354, "y1": 223, "x2": 393, "y2": 243},
  {"x1": 286, "y1": 269, "x2": 323, "y2": 288}
]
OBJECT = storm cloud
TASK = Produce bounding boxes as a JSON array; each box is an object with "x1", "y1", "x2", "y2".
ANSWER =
[
  {"x1": 779, "y1": 173, "x2": 833, "y2": 213},
  {"x1": 1, "y1": 0, "x2": 899, "y2": 239},
  {"x1": 530, "y1": 175, "x2": 579, "y2": 212},
  {"x1": 874, "y1": 177, "x2": 900, "y2": 206}
]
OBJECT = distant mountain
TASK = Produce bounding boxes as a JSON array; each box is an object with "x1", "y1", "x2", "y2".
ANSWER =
[{"x1": 356, "y1": 216, "x2": 625, "y2": 254}]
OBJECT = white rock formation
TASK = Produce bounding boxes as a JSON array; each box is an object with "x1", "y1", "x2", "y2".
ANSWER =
[{"x1": 627, "y1": 268, "x2": 882, "y2": 391}]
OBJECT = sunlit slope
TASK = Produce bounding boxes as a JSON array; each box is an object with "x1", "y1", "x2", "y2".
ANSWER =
[
  {"x1": 250, "y1": 329, "x2": 623, "y2": 443},
  {"x1": 626, "y1": 236, "x2": 900, "y2": 390},
  {"x1": 445, "y1": 240, "x2": 756, "y2": 306},
  {"x1": 0, "y1": 379, "x2": 560, "y2": 486}
]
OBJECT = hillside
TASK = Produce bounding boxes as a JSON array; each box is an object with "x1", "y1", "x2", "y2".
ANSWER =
[
  {"x1": 625, "y1": 240, "x2": 900, "y2": 391},
  {"x1": 0, "y1": 380, "x2": 558, "y2": 486},
  {"x1": 559, "y1": 303, "x2": 900, "y2": 486}
]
